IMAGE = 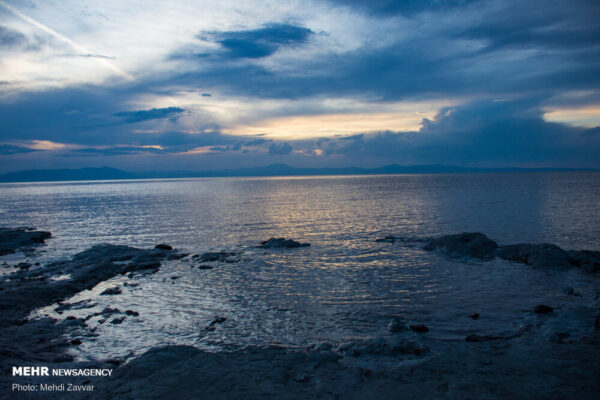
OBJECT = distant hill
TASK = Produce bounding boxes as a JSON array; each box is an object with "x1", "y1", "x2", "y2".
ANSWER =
[
  {"x1": 0, "y1": 164, "x2": 595, "y2": 183},
  {"x1": 0, "y1": 167, "x2": 135, "y2": 182}
]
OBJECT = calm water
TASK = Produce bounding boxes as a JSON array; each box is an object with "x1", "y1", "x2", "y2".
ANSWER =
[{"x1": 1, "y1": 173, "x2": 599, "y2": 360}]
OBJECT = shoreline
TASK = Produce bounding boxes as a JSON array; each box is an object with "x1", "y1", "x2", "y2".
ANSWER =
[{"x1": 1, "y1": 228, "x2": 599, "y2": 399}]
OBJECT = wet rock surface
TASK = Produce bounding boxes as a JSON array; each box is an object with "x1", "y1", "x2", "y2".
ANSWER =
[
  {"x1": 423, "y1": 232, "x2": 600, "y2": 272},
  {"x1": 424, "y1": 232, "x2": 498, "y2": 259},
  {"x1": 260, "y1": 238, "x2": 310, "y2": 249},
  {"x1": 0, "y1": 227, "x2": 52, "y2": 256},
  {"x1": 1, "y1": 228, "x2": 599, "y2": 399}
]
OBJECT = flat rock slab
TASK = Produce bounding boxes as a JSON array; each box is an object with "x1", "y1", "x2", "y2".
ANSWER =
[{"x1": 0, "y1": 244, "x2": 181, "y2": 327}]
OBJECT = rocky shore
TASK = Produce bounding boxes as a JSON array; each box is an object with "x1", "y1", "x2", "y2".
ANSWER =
[{"x1": 1, "y1": 228, "x2": 599, "y2": 399}]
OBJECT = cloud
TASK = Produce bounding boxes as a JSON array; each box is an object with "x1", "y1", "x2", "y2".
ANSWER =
[
  {"x1": 0, "y1": 144, "x2": 39, "y2": 155},
  {"x1": 201, "y1": 23, "x2": 313, "y2": 59},
  {"x1": 114, "y1": 107, "x2": 184, "y2": 123},
  {"x1": 318, "y1": 98, "x2": 600, "y2": 167},
  {"x1": 325, "y1": 0, "x2": 482, "y2": 16},
  {"x1": 0, "y1": 25, "x2": 27, "y2": 47},
  {"x1": 268, "y1": 142, "x2": 293, "y2": 155}
]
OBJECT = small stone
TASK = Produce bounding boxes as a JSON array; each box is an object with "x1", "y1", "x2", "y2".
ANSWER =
[
  {"x1": 534, "y1": 304, "x2": 553, "y2": 314},
  {"x1": 125, "y1": 310, "x2": 139, "y2": 317},
  {"x1": 198, "y1": 265, "x2": 214, "y2": 270},
  {"x1": 110, "y1": 317, "x2": 125, "y2": 324},
  {"x1": 409, "y1": 324, "x2": 429, "y2": 333},
  {"x1": 155, "y1": 244, "x2": 173, "y2": 251}
]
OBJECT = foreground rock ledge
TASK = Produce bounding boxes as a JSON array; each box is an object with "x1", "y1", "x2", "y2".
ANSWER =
[{"x1": 0, "y1": 243, "x2": 181, "y2": 327}]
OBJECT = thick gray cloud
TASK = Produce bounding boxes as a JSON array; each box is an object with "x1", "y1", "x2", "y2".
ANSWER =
[
  {"x1": 114, "y1": 107, "x2": 184, "y2": 123},
  {"x1": 205, "y1": 23, "x2": 313, "y2": 59},
  {"x1": 318, "y1": 99, "x2": 600, "y2": 167},
  {"x1": 268, "y1": 142, "x2": 293, "y2": 155}
]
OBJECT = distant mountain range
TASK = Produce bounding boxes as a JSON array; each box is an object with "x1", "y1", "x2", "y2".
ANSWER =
[{"x1": 0, "y1": 164, "x2": 596, "y2": 183}]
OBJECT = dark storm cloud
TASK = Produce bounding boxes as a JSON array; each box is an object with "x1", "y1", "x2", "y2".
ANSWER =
[
  {"x1": 0, "y1": 144, "x2": 38, "y2": 155},
  {"x1": 114, "y1": 107, "x2": 184, "y2": 123},
  {"x1": 200, "y1": 23, "x2": 313, "y2": 59},
  {"x1": 268, "y1": 142, "x2": 293, "y2": 155},
  {"x1": 319, "y1": 99, "x2": 600, "y2": 166}
]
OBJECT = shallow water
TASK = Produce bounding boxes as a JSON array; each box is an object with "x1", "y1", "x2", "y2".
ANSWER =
[{"x1": 1, "y1": 172, "x2": 599, "y2": 360}]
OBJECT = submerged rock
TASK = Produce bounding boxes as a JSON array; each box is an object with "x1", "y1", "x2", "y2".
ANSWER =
[
  {"x1": 465, "y1": 334, "x2": 501, "y2": 342},
  {"x1": 375, "y1": 236, "x2": 396, "y2": 243},
  {"x1": 260, "y1": 238, "x2": 310, "y2": 249},
  {"x1": 534, "y1": 305, "x2": 554, "y2": 314},
  {"x1": 198, "y1": 251, "x2": 238, "y2": 262},
  {"x1": 388, "y1": 317, "x2": 408, "y2": 333},
  {"x1": 423, "y1": 232, "x2": 498, "y2": 259},
  {"x1": 469, "y1": 313, "x2": 480, "y2": 320},
  {"x1": 409, "y1": 324, "x2": 429, "y2": 333},
  {"x1": 100, "y1": 286, "x2": 122, "y2": 296},
  {"x1": 0, "y1": 227, "x2": 52, "y2": 256}
]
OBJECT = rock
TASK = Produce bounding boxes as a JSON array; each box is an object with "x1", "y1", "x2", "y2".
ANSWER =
[
  {"x1": 110, "y1": 317, "x2": 126, "y2": 324},
  {"x1": 0, "y1": 227, "x2": 52, "y2": 256},
  {"x1": 568, "y1": 250, "x2": 600, "y2": 272},
  {"x1": 423, "y1": 232, "x2": 498, "y2": 259},
  {"x1": 594, "y1": 310, "x2": 600, "y2": 331},
  {"x1": 260, "y1": 238, "x2": 310, "y2": 249},
  {"x1": 155, "y1": 244, "x2": 173, "y2": 251},
  {"x1": 199, "y1": 251, "x2": 237, "y2": 262},
  {"x1": 0, "y1": 244, "x2": 176, "y2": 328},
  {"x1": 388, "y1": 317, "x2": 408, "y2": 333},
  {"x1": 197, "y1": 265, "x2": 214, "y2": 270},
  {"x1": 17, "y1": 262, "x2": 32, "y2": 270},
  {"x1": 497, "y1": 244, "x2": 572, "y2": 268},
  {"x1": 469, "y1": 313, "x2": 480, "y2": 320},
  {"x1": 534, "y1": 305, "x2": 554, "y2": 314},
  {"x1": 100, "y1": 286, "x2": 122, "y2": 296},
  {"x1": 563, "y1": 287, "x2": 575, "y2": 295},
  {"x1": 409, "y1": 324, "x2": 429, "y2": 333},
  {"x1": 208, "y1": 316, "x2": 226, "y2": 327},
  {"x1": 375, "y1": 236, "x2": 396, "y2": 243},
  {"x1": 170, "y1": 276, "x2": 179, "y2": 280},
  {"x1": 125, "y1": 310, "x2": 139, "y2": 317},
  {"x1": 70, "y1": 338, "x2": 82, "y2": 345}
]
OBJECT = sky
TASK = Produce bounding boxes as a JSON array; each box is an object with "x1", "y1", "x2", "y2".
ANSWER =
[{"x1": 0, "y1": 0, "x2": 599, "y2": 172}]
